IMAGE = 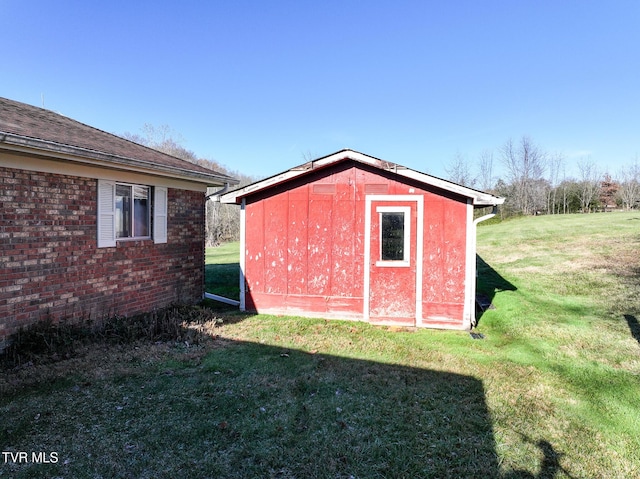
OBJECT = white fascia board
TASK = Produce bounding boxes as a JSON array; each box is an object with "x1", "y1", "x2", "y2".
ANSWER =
[
  {"x1": 0, "y1": 134, "x2": 236, "y2": 187},
  {"x1": 220, "y1": 169, "x2": 306, "y2": 204},
  {"x1": 395, "y1": 168, "x2": 504, "y2": 206},
  {"x1": 220, "y1": 150, "x2": 379, "y2": 204},
  {"x1": 314, "y1": 150, "x2": 380, "y2": 167},
  {"x1": 1, "y1": 150, "x2": 210, "y2": 192}
]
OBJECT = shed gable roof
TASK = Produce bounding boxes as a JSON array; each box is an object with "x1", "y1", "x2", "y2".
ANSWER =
[
  {"x1": 220, "y1": 149, "x2": 504, "y2": 207},
  {"x1": 0, "y1": 97, "x2": 237, "y2": 186}
]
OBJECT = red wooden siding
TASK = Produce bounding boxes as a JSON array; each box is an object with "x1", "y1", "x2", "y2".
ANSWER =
[
  {"x1": 243, "y1": 162, "x2": 469, "y2": 327},
  {"x1": 367, "y1": 198, "x2": 418, "y2": 324},
  {"x1": 422, "y1": 195, "x2": 468, "y2": 323}
]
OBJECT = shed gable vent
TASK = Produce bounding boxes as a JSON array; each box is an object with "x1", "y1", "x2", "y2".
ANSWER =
[
  {"x1": 313, "y1": 184, "x2": 336, "y2": 195},
  {"x1": 365, "y1": 184, "x2": 389, "y2": 194}
]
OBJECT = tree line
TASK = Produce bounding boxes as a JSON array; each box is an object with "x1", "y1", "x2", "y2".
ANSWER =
[
  {"x1": 122, "y1": 124, "x2": 256, "y2": 246},
  {"x1": 445, "y1": 136, "x2": 640, "y2": 218},
  {"x1": 124, "y1": 126, "x2": 640, "y2": 246}
]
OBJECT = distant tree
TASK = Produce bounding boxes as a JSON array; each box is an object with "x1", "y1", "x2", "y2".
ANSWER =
[
  {"x1": 493, "y1": 178, "x2": 518, "y2": 218},
  {"x1": 618, "y1": 157, "x2": 640, "y2": 210},
  {"x1": 546, "y1": 153, "x2": 564, "y2": 214},
  {"x1": 530, "y1": 178, "x2": 552, "y2": 214},
  {"x1": 577, "y1": 158, "x2": 601, "y2": 213},
  {"x1": 556, "y1": 162, "x2": 575, "y2": 214},
  {"x1": 205, "y1": 171, "x2": 258, "y2": 246},
  {"x1": 500, "y1": 136, "x2": 547, "y2": 215},
  {"x1": 599, "y1": 173, "x2": 619, "y2": 211},
  {"x1": 445, "y1": 152, "x2": 476, "y2": 187},
  {"x1": 554, "y1": 178, "x2": 582, "y2": 214},
  {"x1": 122, "y1": 124, "x2": 198, "y2": 162},
  {"x1": 121, "y1": 124, "x2": 260, "y2": 246},
  {"x1": 476, "y1": 149, "x2": 495, "y2": 192}
]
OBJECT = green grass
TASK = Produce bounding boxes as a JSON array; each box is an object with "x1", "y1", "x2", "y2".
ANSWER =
[
  {"x1": 2, "y1": 212, "x2": 639, "y2": 478},
  {"x1": 475, "y1": 211, "x2": 640, "y2": 477},
  {"x1": 205, "y1": 241, "x2": 240, "y2": 300}
]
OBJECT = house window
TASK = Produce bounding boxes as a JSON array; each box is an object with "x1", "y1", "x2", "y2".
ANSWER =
[
  {"x1": 376, "y1": 206, "x2": 410, "y2": 266},
  {"x1": 116, "y1": 184, "x2": 150, "y2": 238},
  {"x1": 97, "y1": 180, "x2": 167, "y2": 248}
]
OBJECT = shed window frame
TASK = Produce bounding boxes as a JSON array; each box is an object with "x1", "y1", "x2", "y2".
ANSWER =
[{"x1": 375, "y1": 206, "x2": 411, "y2": 267}]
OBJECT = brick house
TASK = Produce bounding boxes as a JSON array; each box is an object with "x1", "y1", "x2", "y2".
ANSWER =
[
  {"x1": 0, "y1": 97, "x2": 237, "y2": 350},
  {"x1": 221, "y1": 149, "x2": 503, "y2": 330}
]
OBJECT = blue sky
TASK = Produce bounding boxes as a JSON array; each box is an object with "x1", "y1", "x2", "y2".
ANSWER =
[{"x1": 2, "y1": 1, "x2": 638, "y2": 181}]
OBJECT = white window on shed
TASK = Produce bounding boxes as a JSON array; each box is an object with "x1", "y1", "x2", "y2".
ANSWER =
[{"x1": 376, "y1": 206, "x2": 411, "y2": 267}]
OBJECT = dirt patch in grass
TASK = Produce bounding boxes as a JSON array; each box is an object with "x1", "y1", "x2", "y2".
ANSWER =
[{"x1": 600, "y1": 238, "x2": 640, "y2": 279}]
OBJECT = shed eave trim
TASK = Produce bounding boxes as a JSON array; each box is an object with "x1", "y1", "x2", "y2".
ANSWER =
[
  {"x1": 394, "y1": 168, "x2": 504, "y2": 206},
  {"x1": 220, "y1": 149, "x2": 505, "y2": 206},
  {"x1": 221, "y1": 168, "x2": 305, "y2": 203}
]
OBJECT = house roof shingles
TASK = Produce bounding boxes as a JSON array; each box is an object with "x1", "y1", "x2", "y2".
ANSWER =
[{"x1": 0, "y1": 97, "x2": 236, "y2": 186}]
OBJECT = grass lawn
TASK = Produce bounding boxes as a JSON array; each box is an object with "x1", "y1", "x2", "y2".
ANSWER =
[
  {"x1": 1, "y1": 212, "x2": 639, "y2": 478},
  {"x1": 205, "y1": 241, "x2": 241, "y2": 301}
]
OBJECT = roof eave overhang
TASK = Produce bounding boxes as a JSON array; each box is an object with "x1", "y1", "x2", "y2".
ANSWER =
[
  {"x1": 395, "y1": 168, "x2": 505, "y2": 207},
  {"x1": 0, "y1": 131, "x2": 238, "y2": 187}
]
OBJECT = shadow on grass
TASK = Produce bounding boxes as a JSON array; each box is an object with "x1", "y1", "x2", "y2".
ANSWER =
[
  {"x1": 476, "y1": 255, "x2": 517, "y2": 324},
  {"x1": 205, "y1": 261, "x2": 241, "y2": 302},
  {"x1": 1, "y1": 310, "x2": 577, "y2": 478},
  {"x1": 1, "y1": 336, "x2": 571, "y2": 478},
  {"x1": 199, "y1": 341, "x2": 501, "y2": 478},
  {"x1": 624, "y1": 314, "x2": 640, "y2": 345},
  {"x1": 502, "y1": 433, "x2": 580, "y2": 479}
]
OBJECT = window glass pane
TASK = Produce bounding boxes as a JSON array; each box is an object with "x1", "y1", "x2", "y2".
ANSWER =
[
  {"x1": 133, "y1": 185, "x2": 150, "y2": 237},
  {"x1": 115, "y1": 184, "x2": 131, "y2": 238},
  {"x1": 381, "y1": 212, "x2": 405, "y2": 261}
]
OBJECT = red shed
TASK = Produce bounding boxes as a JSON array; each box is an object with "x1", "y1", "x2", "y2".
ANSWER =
[{"x1": 220, "y1": 150, "x2": 504, "y2": 330}]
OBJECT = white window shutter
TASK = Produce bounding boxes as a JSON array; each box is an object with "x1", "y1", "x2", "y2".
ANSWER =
[
  {"x1": 97, "y1": 180, "x2": 116, "y2": 248},
  {"x1": 154, "y1": 186, "x2": 168, "y2": 244}
]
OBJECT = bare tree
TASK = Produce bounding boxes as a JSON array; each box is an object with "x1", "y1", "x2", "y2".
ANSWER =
[
  {"x1": 205, "y1": 171, "x2": 258, "y2": 246},
  {"x1": 546, "y1": 153, "x2": 564, "y2": 214},
  {"x1": 121, "y1": 123, "x2": 197, "y2": 162},
  {"x1": 500, "y1": 136, "x2": 547, "y2": 215},
  {"x1": 206, "y1": 192, "x2": 240, "y2": 245},
  {"x1": 445, "y1": 152, "x2": 476, "y2": 187},
  {"x1": 556, "y1": 177, "x2": 581, "y2": 214},
  {"x1": 121, "y1": 124, "x2": 259, "y2": 246},
  {"x1": 618, "y1": 156, "x2": 640, "y2": 210},
  {"x1": 577, "y1": 158, "x2": 601, "y2": 213},
  {"x1": 476, "y1": 149, "x2": 494, "y2": 192}
]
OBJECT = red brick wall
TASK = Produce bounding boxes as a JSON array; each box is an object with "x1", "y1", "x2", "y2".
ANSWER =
[{"x1": 0, "y1": 166, "x2": 205, "y2": 350}]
